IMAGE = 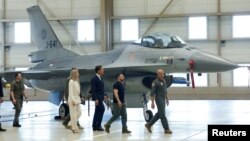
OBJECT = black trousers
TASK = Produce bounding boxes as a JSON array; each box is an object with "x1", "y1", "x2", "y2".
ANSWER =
[{"x1": 92, "y1": 101, "x2": 105, "y2": 128}]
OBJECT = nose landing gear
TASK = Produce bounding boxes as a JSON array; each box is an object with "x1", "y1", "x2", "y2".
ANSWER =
[{"x1": 142, "y1": 92, "x2": 153, "y2": 122}]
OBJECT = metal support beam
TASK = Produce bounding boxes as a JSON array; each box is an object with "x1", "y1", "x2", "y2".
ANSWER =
[
  {"x1": 217, "y1": 0, "x2": 222, "y2": 87},
  {"x1": 217, "y1": 0, "x2": 222, "y2": 56},
  {"x1": 1, "y1": 0, "x2": 6, "y2": 71},
  {"x1": 142, "y1": 0, "x2": 174, "y2": 36},
  {"x1": 0, "y1": 16, "x2": 100, "y2": 23},
  {"x1": 0, "y1": 11, "x2": 249, "y2": 23},
  {"x1": 111, "y1": 11, "x2": 250, "y2": 20},
  {"x1": 100, "y1": 0, "x2": 113, "y2": 51},
  {"x1": 70, "y1": 0, "x2": 73, "y2": 17}
]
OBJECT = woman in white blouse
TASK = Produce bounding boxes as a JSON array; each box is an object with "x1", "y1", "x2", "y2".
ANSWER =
[{"x1": 68, "y1": 69, "x2": 82, "y2": 133}]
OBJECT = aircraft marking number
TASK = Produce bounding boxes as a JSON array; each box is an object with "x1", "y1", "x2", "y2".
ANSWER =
[
  {"x1": 159, "y1": 56, "x2": 174, "y2": 64},
  {"x1": 46, "y1": 40, "x2": 57, "y2": 48}
]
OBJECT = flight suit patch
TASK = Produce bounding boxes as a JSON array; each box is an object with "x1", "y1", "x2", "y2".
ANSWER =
[{"x1": 152, "y1": 83, "x2": 155, "y2": 87}]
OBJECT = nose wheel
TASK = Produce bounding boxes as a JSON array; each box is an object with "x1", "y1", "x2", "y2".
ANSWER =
[
  {"x1": 59, "y1": 103, "x2": 69, "y2": 119},
  {"x1": 142, "y1": 92, "x2": 153, "y2": 122},
  {"x1": 54, "y1": 103, "x2": 69, "y2": 120}
]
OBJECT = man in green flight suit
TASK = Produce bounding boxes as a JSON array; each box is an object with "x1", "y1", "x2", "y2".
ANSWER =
[{"x1": 145, "y1": 69, "x2": 172, "y2": 134}]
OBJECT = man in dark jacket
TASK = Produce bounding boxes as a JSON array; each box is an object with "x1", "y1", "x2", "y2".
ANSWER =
[
  {"x1": 0, "y1": 77, "x2": 7, "y2": 131},
  {"x1": 91, "y1": 65, "x2": 106, "y2": 131}
]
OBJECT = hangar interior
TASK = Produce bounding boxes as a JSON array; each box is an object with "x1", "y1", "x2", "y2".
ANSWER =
[
  {"x1": 0, "y1": 0, "x2": 250, "y2": 141},
  {"x1": 1, "y1": 0, "x2": 250, "y2": 100}
]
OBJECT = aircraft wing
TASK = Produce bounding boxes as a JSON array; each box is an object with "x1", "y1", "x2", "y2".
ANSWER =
[
  {"x1": 1, "y1": 64, "x2": 166, "y2": 82},
  {"x1": 22, "y1": 69, "x2": 91, "y2": 80},
  {"x1": 0, "y1": 71, "x2": 17, "y2": 83},
  {"x1": 0, "y1": 69, "x2": 71, "y2": 82},
  {"x1": 0, "y1": 68, "x2": 93, "y2": 82}
]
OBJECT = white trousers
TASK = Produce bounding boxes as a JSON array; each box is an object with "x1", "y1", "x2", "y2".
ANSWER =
[{"x1": 68, "y1": 103, "x2": 82, "y2": 130}]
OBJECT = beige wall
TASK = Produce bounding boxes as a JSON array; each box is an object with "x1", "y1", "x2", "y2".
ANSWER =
[
  {"x1": 2, "y1": 87, "x2": 250, "y2": 101},
  {"x1": 168, "y1": 87, "x2": 250, "y2": 100}
]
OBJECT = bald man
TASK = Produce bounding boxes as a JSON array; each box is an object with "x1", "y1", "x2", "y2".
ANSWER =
[{"x1": 145, "y1": 69, "x2": 172, "y2": 134}]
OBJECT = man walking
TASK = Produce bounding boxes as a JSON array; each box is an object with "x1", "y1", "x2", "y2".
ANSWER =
[
  {"x1": 10, "y1": 73, "x2": 28, "y2": 127},
  {"x1": 145, "y1": 69, "x2": 172, "y2": 134},
  {"x1": 91, "y1": 65, "x2": 106, "y2": 131},
  {"x1": 104, "y1": 73, "x2": 131, "y2": 134}
]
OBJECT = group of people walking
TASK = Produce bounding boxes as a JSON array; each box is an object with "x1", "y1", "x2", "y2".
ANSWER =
[
  {"x1": 62, "y1": 65, "x2": 172, "y2": 135},
  {"x1": 0, "y1": 65, "x2": 172, "y2": 135},
  {"x1": 62, "y1": 65, "x2": 132, "y2": 134}
]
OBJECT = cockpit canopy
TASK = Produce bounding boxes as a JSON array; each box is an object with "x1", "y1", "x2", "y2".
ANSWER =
[{"x1": 134, "y1": 33, "x2": 187, "y2": 48}]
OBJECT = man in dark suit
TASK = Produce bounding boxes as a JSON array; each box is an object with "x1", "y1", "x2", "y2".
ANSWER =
[
  {"x1": 91, "y1": 65, "x2": 106, "y2": 131},
  {"x1": 0, "y1": 77, "x2": 7, "y2": 131}
]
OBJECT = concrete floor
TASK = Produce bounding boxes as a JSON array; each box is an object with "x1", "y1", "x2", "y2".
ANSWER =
[{"x1": 1, "y1": 100, "x2": 250, "y2": 141}]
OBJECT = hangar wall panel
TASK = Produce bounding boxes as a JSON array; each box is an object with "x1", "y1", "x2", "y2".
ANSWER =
[
  {"x1": 113, "y1": 0, "x2": 145, "y2": 16},
  {"x1": 5, "y1": 0, "x2": 100, "y2": 19},
  {"x1": 49, "y1": 21, "x2": 77, "y2": 45},
  {"x1": 220, "y1": 16, "x2": 232, "y2": 40},
  {"x1": 208, "y1": 73, "x2": 218, "y2": 87},
  {"x1": 146, "y1": 0, "x2": 182, "y2": 15},
  {"x1": 222, "y1": 40, "x2": 250, "y2": 63},
  {"x1": 5, "y1": 0, "x2": 36, "y2": 18},
  {"x1": 72, "y1": 0, "x2": 100, "y2": 17},
  {"x1": 5, "y1": 45, "x2": 36, "y2": 68},
  {"x1": 112, "y1": 20, "x2": 121, "y2": 42},
  {"x1": 207, "y1": 16, "x2": 218, "y2": 40},
  {"x1": 113, "y1": 0, "x2": 218, "y2": 16},
  {"x1": 221, "y1": 0, "x2": 250, "y2": 12},
  {"x1": 221, "y1": 71, "x2": 233, "y2": 87},
  {"x1": 188, "y1": 42, "x2": 218, "y2": 54},
  {"x1": 140, "y1": 18, "x2": 187, "y2": 38},
  {"x1": 181, "y1": 0, "x2": 217, "y2": 14}
]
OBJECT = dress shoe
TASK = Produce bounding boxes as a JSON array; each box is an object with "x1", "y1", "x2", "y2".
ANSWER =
[
  {"x1": 0, "y1": 124, "x2": 6, "y2": 131},
  {"x1": 13, "y1": 124, "x2": 22, "y2": 127},
  {"x1": 164, "y1": 129, "x2": 172, "y2": 134},
  {"x1": 145, "y1": 123, "x2": 152, "y2": 133},
  {"x1": 104, "y1": 124, "x2": 110, "y2": 133},
  {"x1": 122, "y1": 129, "x2": 131, "y2": 134},
  {"x1": 0, "y1": 128, "x2": 6, "y2": 132},
  {"x1": 96, "y1": 127, "x2": 104, "y2": 131}
]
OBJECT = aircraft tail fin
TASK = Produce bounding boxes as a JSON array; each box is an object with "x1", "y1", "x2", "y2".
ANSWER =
[{"x1": 27, "y1": 6, "x2": 77, "y2": 63}]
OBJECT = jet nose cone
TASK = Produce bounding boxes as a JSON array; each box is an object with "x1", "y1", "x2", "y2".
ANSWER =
[{"x1": 192, "y1": 52, "x2": 238, "y2": 72}]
